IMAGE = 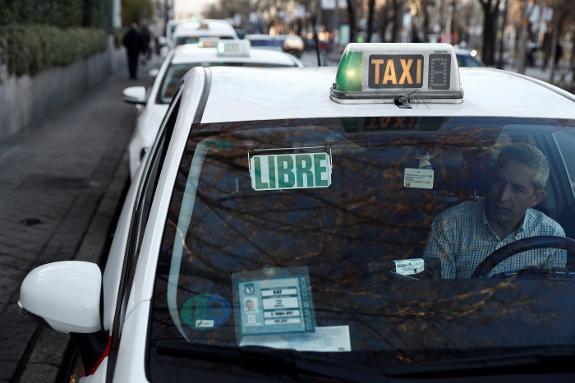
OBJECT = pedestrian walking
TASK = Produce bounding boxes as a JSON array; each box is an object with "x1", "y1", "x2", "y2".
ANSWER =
[{"x1": 123, "y1": 22, "x2": 143, "y2": 79}]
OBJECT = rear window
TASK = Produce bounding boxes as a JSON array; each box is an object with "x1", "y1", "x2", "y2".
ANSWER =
[
  {"x1": 457, "y1": 54, "x2": 483, "y2": 67},
  {"x1": 249, "y1": 39, "x2": 283, "y2": 48},
  {"x1": 149, "y1": 117, "x2": 575, "y2": 380},
  {"x1": 175, "y1": 35, "x2": 235, "y2": 46}
]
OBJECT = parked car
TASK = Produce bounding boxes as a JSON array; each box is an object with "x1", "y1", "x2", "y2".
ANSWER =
[
  {"x1": 171, "y1": 19, "x2": 237, "y2": 47},
  {"x1": 280, "y1": 34, "x2": 304, "y2": 58},
  {"x1": 20, "y1": 43, "x2": 575, "y2": 382},
  {"x1": 122, "y1": 40, "x2": 303, "y2": 179},
  {"x1": 245, "y1": 34, "x2": 284, "y2": 51},
  {"x1": 455, "y1": 47, "x2": 484, "y2": 67}
]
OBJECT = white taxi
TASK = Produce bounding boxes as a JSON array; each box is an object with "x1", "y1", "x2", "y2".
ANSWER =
[
  {"x1": 20, "y1": 44, "x2": 575, "y2": 382},
  {"x1": 169, "y1": 18, "x2": 237, "y2": 48},
  {"x1": 122, "y1": 40, "x2": 303, "y2": 179}
]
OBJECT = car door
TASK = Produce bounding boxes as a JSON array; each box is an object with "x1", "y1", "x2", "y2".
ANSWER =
[{"x1": 96, "y1": 91, "x2": 182, "y2": 381}]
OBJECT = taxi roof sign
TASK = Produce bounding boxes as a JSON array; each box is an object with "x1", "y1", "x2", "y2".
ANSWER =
[
  {"x1": 330, "y1": 43, "x2": 463, "y2": 104},
  {"x1": 217, "y1": 40, "x2": 250, "y2": 57}
]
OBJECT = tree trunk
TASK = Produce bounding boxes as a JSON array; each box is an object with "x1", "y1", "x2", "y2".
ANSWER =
[
  {"x1": 496, "y1": 0, "x2": 508, "y2": 69},
  {"x1": 549, "y1": 26, "x2": 559, "y2": 84},
  {"x1": 379, "y1": 4, "x2": 390, "y2": 42},
  {"x1": 516, "y1": 0, "x2": 528, "y2": 73},
  {"x1": 346, "y1": 0, "x2": 356, "y2": 43},
  {"x1": 391, "y1": 0, "x2": 401, "y2": 42},
  {"x1": 481, "y1": 5, "x2": 497, "y2": 66},
  {"x1": 422, "y1": 0, "x2": 429, "y2": 42},
  {"x1": 367, "y1": 0, "x2": 375, "y2": 42}
]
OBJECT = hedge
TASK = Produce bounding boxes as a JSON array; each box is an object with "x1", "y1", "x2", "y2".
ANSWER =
[
  {"x1": 0, "y1": 0, "x2": 113, "y2": 31},
  {"x1": 0, "y1": 25, "x2": 108, "y2": 77}
]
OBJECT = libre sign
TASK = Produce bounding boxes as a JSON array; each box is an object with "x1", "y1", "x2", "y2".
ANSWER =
[{"x1": 250, "y1": 153, "x2": 331, "y2": 191}]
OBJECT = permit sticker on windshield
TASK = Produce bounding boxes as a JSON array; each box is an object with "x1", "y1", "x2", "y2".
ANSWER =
[
  {"x1": 394, "y1": 258, "x2": 425, "y2": 276},
  {"x1": 404, "y1": 168, "x2": 434, "y2": 189},
  {"x1": 249, "y1": 152, "x2": 331, "y2": 191},
  {"x1": 180, "y1": 294, "x2": 232, "y2": 330},
  {"x1": 232, "y1": 267, "x2": 316, "y2": 338}
]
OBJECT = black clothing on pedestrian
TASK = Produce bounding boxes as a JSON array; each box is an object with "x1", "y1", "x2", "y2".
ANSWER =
[{"x1": 123, "y1": 26, "x2": 143, "y2": 79}]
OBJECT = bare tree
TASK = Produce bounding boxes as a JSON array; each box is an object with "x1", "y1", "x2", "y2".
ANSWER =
[
  {"x1": 477, "y1": 0, "x2": 501, "y2": 66},
  {"x1": 547, "y1": 0, "x2": 575, "y2": 83},
  {"x1": 346, "y1": 0, "x2": 357, "y2": 43},
  {"x1": 420, "y1": 0, "x2": 431, "y2": 42},
  {"x1": 391, "y1": 0, "x2": 403, "y2": 42},
  {"x1": 367, "y1": 0, "x2": 376, "y2": 42},
  {"x1": 379, "y1": 2, "x2": 391, "y2": 42}
]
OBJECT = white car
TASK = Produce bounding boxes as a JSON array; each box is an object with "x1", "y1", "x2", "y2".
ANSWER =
[
  {"x1": 20, "y1": 44, "x2": 575, "y2": 382},
  {"x1": 122, "y1": 40, "x2": 303, "y2": 179},
  {"x1": 171, "y1": 19, "x2": 237, "y2": 47},
  {"x1": 246, "y1": 34, "x2": 284, "y2": 52},
  {"x1": 454, "y1": 47, "x2": 484, "y2": 67}
]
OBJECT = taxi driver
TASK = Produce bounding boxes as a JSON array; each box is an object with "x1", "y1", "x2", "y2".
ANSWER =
[{"x1": 424, "y1": 143, "x2": 567, "y2": 278}]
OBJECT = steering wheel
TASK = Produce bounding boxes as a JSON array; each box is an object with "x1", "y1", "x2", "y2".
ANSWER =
[{"x1": 471, "y1": 236, "x2": 575, "y2": 278}]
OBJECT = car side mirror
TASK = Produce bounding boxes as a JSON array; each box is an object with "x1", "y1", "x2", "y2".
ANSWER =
[
  {"x1": 122, "y1": 86, "x2": 147, "y2": 105},
  {"x1": 148, "y1": 68, "x2": 160, "y2": 77},
  {"x1": 19, "y1": 261, "x2": 102, "y2": 334},
  {"x1": 149, "y1": 68, "x2": 159, "y2": 78}
]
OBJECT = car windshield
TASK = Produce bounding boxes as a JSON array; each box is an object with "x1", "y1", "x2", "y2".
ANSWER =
[
  {"x1": 158, "y1": 62, "x2": 296, "y2": 103},
  {"x1": 150, "y1": 117, "x2": 575, "y2": 379}
]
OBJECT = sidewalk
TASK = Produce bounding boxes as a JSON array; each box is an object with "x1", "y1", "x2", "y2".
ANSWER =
[{"x1": 0, "y1": 61, "x2": 156, "y2": 382}]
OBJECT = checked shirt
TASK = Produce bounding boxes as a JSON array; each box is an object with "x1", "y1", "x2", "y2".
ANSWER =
[{"x1": 423, "y1": 199, "x2": 566, "y2": 279}]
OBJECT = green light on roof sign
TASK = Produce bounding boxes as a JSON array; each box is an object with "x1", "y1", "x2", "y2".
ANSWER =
[{"x1": 250, "y1": 153, "x2": 332, "y2": 191}]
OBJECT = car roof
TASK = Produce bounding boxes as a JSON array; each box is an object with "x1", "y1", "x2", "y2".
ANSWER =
[
  {"x1": 173, "y1": 20, "x2": 236, "y2": 37},
  {"x1": 171, "y1": 44, "x2": 298, "y2": 66},
  {"x1": 186, "y1": 66, "x2": 575, "y2": 124}
]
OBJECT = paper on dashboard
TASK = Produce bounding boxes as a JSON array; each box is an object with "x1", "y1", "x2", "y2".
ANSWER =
[{"x1": 239, "y1": 325, "x2": 351, "y2": 352}]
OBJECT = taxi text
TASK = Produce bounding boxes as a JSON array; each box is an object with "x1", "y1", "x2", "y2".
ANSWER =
[{"x1": 368, "y1": 54, "x2": 423, "y2": 89}]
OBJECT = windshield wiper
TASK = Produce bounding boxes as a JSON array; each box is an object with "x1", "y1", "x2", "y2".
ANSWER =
[
  {"x1": 385, "y1": 347, "x2": 575, "y2": 377},
  {"x1": 152, "y1": 340, "x2": 380, "y2": 383}
]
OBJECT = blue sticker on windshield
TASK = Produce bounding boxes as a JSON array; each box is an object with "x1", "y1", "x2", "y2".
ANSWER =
[
  {"x1": 181, "y1": 294, "x2": 232, "y2": 330},
  {"x1": 232, "y1": 267, "x2": 316, "y2": 340}
]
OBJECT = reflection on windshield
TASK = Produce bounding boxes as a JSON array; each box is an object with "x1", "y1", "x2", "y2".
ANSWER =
[{"x1": 150, "y1": 117, "x2": 575, "y2": 376}]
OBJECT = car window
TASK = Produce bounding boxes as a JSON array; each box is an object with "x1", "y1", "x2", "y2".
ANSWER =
[
  {"x1": 175, "y1": 35, "x2": 235, "y2": 46},
  {"x1": 149, "y1": 117, "x2": 575, "y2": 380},
  {"x1": 457, "y1": 54, "x2": 483, "y2": 67},
  {"x1": 249, "y1": 39, "x2": 283, "y2": 48},
  {"x1": 555, "y1": 130, "x2": 575, "y2": 190}
]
